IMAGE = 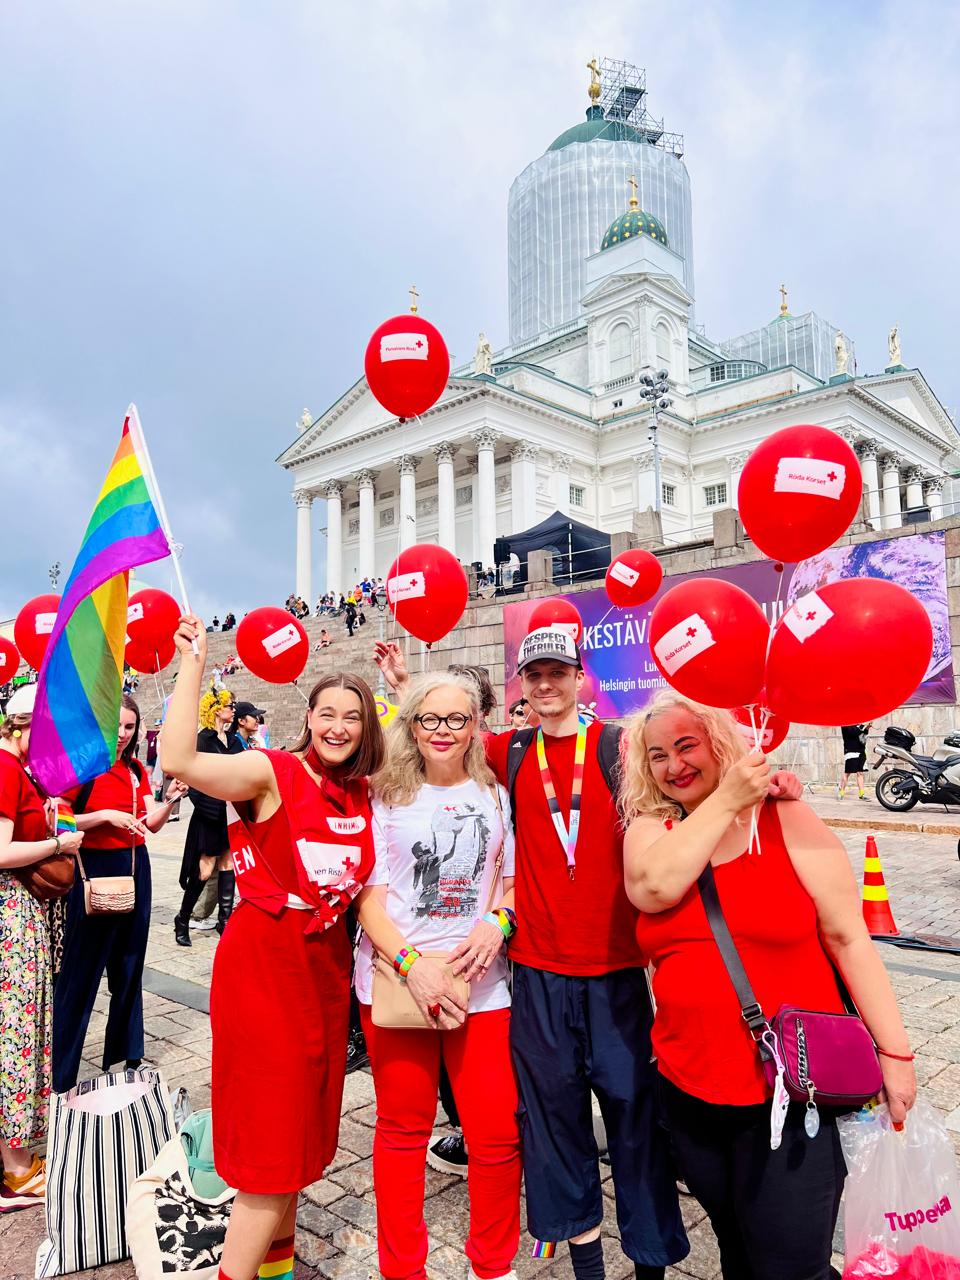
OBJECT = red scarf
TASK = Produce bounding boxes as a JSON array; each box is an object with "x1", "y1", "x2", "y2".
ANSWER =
[{"x1": 299, "y1": 744, "x2": 372, "y2": 934}]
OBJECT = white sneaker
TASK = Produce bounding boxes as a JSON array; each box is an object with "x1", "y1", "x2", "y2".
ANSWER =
[
  {"x1": 189, "y1": 919, "x2": 218, "y2": 931},
  {"x1": 470, "y1": 1271, "x2": 517, "y2": 1280}
]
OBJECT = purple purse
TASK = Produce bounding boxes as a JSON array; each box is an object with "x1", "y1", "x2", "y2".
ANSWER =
[{"x1": 698, "y1": 864, "x2": 883, "y2": 1145}]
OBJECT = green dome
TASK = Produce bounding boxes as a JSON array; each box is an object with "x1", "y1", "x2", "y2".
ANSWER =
[
  {"x1": 600, "y1": 207, "x2": 668, "y2": 251},
  {"x1": 548, "y1": 105, "x2": 646, "y2": 152}
]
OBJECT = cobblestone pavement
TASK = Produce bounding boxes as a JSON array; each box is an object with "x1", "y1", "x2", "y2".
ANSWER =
[{"x1": 3, "y1": 795, "x2": 960, "y2": 1280}]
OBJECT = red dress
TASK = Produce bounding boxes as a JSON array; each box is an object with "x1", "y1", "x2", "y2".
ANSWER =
[
  {"x1": 210, "y1": 750, "x2": 373, "y2": 1193},
  {"x1": 635, "y1": 800, "x2": 846, "y2": 1105}
]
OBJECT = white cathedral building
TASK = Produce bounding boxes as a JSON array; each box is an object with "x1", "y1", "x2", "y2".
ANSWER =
[{"x1": 279, "y1": 59, "x2": 959, "y2": 602}]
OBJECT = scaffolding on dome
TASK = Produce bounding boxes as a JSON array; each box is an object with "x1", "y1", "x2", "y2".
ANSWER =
[{"x1": 596, "y1": 57, "x2": 684, "y2": 156}]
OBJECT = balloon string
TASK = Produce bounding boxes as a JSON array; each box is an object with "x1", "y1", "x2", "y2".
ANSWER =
[
  {"x1": 746, "y1": 704, "x2": 762, "y2": 857},
  {"x1": 763, "y1": 565, "x2": 788, "y2": 672},
  {"x1": 291, "y1": 681, "x2": 309, "y2": 704}
]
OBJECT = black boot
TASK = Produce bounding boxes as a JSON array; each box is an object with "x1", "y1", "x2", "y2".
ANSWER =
[
  {"x1": 175, "y1": 876, "x2": 205, "y2": 946},
  {"x1": 216, "y1": 870, "x2": 236, "y2": 935}
]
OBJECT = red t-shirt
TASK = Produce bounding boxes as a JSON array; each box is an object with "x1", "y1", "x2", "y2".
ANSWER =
[
  {"x1": 65, "y1": 761, "x2": 152, "y2": 850},
  {"x1": 635, "y1": 800, "x2": 846, "y2": 1105},
  {"x1": 0, "y1": 751, "x2": 47, "y2": 843},
  {"x1": 486, "y1": 723, "x2": 642, "y2": 976}
]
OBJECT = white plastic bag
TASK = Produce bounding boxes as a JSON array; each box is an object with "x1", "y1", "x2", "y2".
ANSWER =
[{"x1": 838, "y1": 1099, "x2": 960, "y2": 1278}]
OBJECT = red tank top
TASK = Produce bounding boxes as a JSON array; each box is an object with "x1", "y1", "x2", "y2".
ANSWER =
[
  {"x1": 228, "y1": 750, "x2": 373, "y2": 933},
  {"x1": 636, "y1": 800, "x2": 845, "y2": 1105}
]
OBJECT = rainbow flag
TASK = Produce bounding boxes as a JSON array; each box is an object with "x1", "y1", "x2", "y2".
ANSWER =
[{"x1": 29, "y1": 406, "x2": 171, "y2": 794}]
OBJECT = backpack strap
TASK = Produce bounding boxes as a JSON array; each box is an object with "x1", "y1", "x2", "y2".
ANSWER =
[
  {"x1": 72, "y1": 779, "x2": 96, "y2": 815},
  {"x1": 505, "y1": 728, "x2": 537, "y2": 827}
]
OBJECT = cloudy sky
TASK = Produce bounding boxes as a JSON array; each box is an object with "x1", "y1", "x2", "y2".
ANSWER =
[{"x1": 2, "y1": 0, "x2": 957, "y2": 621}]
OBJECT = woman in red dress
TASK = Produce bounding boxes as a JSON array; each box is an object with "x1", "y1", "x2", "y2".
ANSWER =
[{"x1": 162, "y1": 616, "x2": 384, "y2": 1280}]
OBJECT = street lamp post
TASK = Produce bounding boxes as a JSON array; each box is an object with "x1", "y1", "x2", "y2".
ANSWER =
[{"x1": 639, "y1": 369, "x2": 673, "y2": 513}]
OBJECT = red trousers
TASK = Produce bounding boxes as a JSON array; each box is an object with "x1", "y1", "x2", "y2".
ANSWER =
[{"x1": 360, "y1": 1005, "x2": 521, "y2": 1280}]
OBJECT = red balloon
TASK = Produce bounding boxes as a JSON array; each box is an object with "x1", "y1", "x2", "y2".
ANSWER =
[
  {"x1": 125, "y1": 633, "x2": 176, "y2": 674},
  {"x1": 737, "y1": 425, "x2": 862, "y2": 562},
  {"x1": 0, "y1": 637, "x2": 20, "y2": 684},
  {"x1": 364, "y1": 314, "x2": 451, "y2": 419},
  {"x1": 527, "y1": 598, "x2": 584, "y2": 644},
  {"x1": 650, "y1": 578, "x2": 769, "y2": 708},
  {"x1": 127, "y1": 589, "x2": 181, "y2": 653},
  {"x1": 236, "y1": 607, "x2": 309, "y2": 684},
  {"x1": 605, "y1": 549, "x2": 663, "y2": 608},
  {"x1": 14, "y1": 594, "x2": 61, "y2": 670},
  {"x1": 766, "y1": 579, "x2": 933, "y2": 726},
  {"x1": 731, "y1": 699, "x2": 790, "y2": 753},
  {"x1": 387, "y1": 545, "x2": 468, "y2": 645}
]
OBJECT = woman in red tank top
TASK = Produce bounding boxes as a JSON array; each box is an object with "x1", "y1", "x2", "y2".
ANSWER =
[
  {"x1": 620, "y1": 692, "x2": 915, "y2": 1280},
  {"x1": 163, "y1": 616, "x2": 384, "y2": 1280}
]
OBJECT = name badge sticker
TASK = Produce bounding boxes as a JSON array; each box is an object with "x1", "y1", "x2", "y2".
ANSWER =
[
  {"x1": 327, "y1": 814, "x2": 367, "y2": 836},
  {"x1": 297, "y1": 839, "x2": 360, "y2": 884}
]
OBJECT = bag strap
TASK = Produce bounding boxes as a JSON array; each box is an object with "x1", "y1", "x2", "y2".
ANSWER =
[
  {"x1": 480, "y1": 784, "x2": 507, "y2": 918},
  {"x1": 506, "y1": 728, "x2": 536, "y2": 826},
  {"x1": 696, "y1": 863, "x2": 768, "y2": 1038},
  {"x1": 72, "y1": 778, "x2": 96, "y2": 815},
  {"x1": 596, "y1": 724, "x2": 624, "y2": 799}
]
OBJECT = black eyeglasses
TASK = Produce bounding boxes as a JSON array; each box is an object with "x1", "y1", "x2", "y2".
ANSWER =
[{"x1": 414, "y1": 712, "x2": 473, "y2": 732}]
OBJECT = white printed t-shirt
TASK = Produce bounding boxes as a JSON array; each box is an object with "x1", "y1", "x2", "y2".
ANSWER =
[{"x1": 354, "y1": 779, "x2": 515, "y2": 1013}]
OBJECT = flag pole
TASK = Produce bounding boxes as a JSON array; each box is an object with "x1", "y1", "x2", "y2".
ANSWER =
[{"x1": 126, "y1": 404, "x2": 199, "y2": 655}]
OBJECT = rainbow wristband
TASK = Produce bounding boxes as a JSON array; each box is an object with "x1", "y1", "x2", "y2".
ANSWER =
[
  {"x1": 483, "y1": 908, "x2": 516, "y2": 941},
  {"x1": 394, "y1": 948, "x2": 421, "y2": 979}
]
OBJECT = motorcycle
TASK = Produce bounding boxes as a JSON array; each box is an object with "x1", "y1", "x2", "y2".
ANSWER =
[{"x1": 872, "y1": 725, "x2": 960, "y2": 812}]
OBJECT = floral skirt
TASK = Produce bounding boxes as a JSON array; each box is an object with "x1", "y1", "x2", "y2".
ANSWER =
[{"x1": 0, "y1": 872, "x2": 52, "y2": 1146}]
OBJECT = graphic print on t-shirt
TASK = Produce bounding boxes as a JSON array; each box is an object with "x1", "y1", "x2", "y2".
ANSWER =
[{"x1": 411, "y1": 802, "x2": 491, "y2": 919}]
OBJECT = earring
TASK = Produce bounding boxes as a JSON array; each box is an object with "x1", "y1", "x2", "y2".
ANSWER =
[{"x1": 12, "y1": 730, "x2": 21, "y2": 740}]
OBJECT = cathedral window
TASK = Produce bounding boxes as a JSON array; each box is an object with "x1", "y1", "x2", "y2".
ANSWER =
[
  {"x1": 608, "y1": 323, "x2": 633, "y2": 379},
  {"x1": 569, "y1": 484, "x2": 585, "y2": 507},
  {"x1": 662, "y1": 483, "x2": 676, "y2": 507},
  {"x1": 703, "y1": 483, "x2": 727, "y2": 507},
  {"x1": 654, "y1": 322, "x2": 672, "y2": 371}
]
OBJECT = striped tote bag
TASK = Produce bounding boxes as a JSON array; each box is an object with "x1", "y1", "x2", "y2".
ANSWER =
[{"x1": 36, "y1": 1068, "x2": 177, "y2": 1278}]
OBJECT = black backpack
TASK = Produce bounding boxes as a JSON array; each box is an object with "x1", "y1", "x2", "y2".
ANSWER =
[{"x1": 505, "y1": 724, "x2": 623, "y2": 826}]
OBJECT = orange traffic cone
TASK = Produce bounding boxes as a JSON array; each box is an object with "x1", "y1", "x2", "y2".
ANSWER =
[{"x1": 861, "y1": 836, "x2": 899, "y2": 936}]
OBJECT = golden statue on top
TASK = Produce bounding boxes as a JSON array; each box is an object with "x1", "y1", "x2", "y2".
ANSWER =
[
  {"x1": 587, "y1": 59, "x2": 601, "y2": 102},
  {"x1": 409, "y1": 284, "x2": 419, "y2": 315},
  {"x1": 628, "y1": 175, "x2": 639, "y2": 210}
]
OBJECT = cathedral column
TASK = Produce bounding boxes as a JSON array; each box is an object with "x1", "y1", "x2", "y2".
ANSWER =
[
  {"x1": 881, "y1": 453, "x2": 903, "y2": 530},
  {"x1": 434, "y1": 442, "x2": 457, "y2": 555},
  {"x1": 473, "y1": 428, "x2": 499, "y2": 570},
  {"x1": 398, "y1": 455, "x2": 419, "y2": 551},
  {"x1": 858, "y1": 440, "x2": 882, "y2": 528},
  {"x1": 550, "y1": 453, "x2": 571, "y2": 514},
  {"x1": 511, "y1": 441, "x2": 539, "y2": 532},
  {"x1": 634, "y1": 451, "x2": 657, "y2": 512},
  {"x1": 904, "y1": 466, "x2": 924, "y2": 515},
  {"x1": 356, "y1": 470, "x2": 377, "y2": 576},
  {"x1": 323, "y1": 481, "x2": 343, "y2": 599},
  {"x1": 924, "y1": 475, "x2": 945, "y2": 522},
  {"x1": 728, "y1": 452, "x2": 749, "y2": 509},
  {"x1": 294, "y1": 490, "x2": 313, "y2": 604}
]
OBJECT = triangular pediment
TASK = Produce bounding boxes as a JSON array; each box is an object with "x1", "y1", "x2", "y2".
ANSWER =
[
  {"x1": 859, "y1": 371, "x2": 960, "y2": 451},
  {"x1": 581, "y1": 271, "x2": 692, "y2": 311}
]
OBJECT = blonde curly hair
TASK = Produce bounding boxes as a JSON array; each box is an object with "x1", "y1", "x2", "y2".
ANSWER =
[
  {"x1": 198, "y1": 685, "x2": 234, "y2": 730},
  {"x1": 372, "y1": 673, "x2": 495, "y2": 807},
  {"x1": 620, "y1": 690, "x2": 747, "y2": 825}
]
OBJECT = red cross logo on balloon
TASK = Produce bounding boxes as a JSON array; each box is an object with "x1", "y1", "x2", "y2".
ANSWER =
[
  {"x1": 416, "y1": 339, "x2": 423, "y2": 348},
  {"x1": 827, "y1": 471, "x2": 837, "y2": 482},
  {"x1": 806, "y1": 611, "x2": 817, "y2": 621},
  {"x1": 686, "y1": 626, "x2": 697, "y2": 637}
]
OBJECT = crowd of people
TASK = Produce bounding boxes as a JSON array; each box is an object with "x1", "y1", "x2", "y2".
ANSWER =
[{"x1": 0, "y1": 618, "x2": 918, "y2": 1280}]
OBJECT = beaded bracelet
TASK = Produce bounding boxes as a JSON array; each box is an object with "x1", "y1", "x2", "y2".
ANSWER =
[
  {"x1": 393, "y1": 948, "x2": 421, "y2": 980},
  {"x1": 483, "y1": 908, "x2": 517, "y2": 941}
]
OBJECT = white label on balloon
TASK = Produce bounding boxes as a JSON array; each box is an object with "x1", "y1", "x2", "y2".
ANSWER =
[
  {"x1": 380, "y1": 333, "x2": 429, "y2": 363},
  {"x1": 610, "y1": 561, "x2": 640, "y2": 587},
  {"x1": 261, "y1": 623, "x2": 301, "y2": 658},
  {"x1": 550, "y1": 622, "x2": 580, "y2": 639},
  {"x1": 654, "y1": 613, "x2": 716, "y2": 675},
  {"x1": 127, "y1": 602, "x2": 144, "y2": 623},
  {"x1": 387, "y1": 572, "x2": 426, "y2": 602},
  {"x1": 774, "y1": 457, "x2": 846, "y2": 499},
  {"x1": 782, "y1": 591, "x2": 834, "y2": 643},
  {"x1": 35, "y1": 612, "x2": 56, "y2": 635}
]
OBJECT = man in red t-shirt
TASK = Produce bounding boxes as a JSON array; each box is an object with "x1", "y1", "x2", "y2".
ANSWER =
[{"x1": 375, "y1": 631, "x2": 800, "y2": 1280}]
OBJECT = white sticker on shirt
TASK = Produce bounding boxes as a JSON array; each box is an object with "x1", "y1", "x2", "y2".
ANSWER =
[
  {"x1": 774, "y1": 457, "x2": 846, "y2": 500},
  {"x1": 35, "y1": 612, "x2": 57, "y2": 635},
  {"x1": 654, "y1": 613, "x2": 715, "y2": 675},
  {"x1": 297, "y1": 839, "x2": 359, "y2": 884},
  {"x1": 782, "y1": 591, "x2": 834, "y2": 643},
  {"x1": 327, "y1": 814, "x2": 367, "y2": 836},
  {"x1": 261, "y1": 623, "x2": 301, "y2": 658},
  {"x1": 610, "y1": 560, "x2": 640, "y2": 587},
  {"x1": 380, "y1": 332, "x2": 429, "y2": 363}
]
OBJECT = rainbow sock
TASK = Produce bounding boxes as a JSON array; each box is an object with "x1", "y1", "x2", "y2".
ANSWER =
[
  {"x1": 531, "y1": 1240, "x2": 556, "y2": 1259},
  {"x1": 259, "y1": 1234, "x2": 295, "y2": 1280}
]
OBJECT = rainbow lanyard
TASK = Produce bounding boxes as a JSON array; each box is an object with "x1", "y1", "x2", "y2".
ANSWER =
[{"x1": 535, "y1": 716, "x2": 587, "y2": 879}]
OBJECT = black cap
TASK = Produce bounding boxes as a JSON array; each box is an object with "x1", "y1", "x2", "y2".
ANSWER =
[{"x1": 236, "y1": 700, "x2": 265, "y2": 719}]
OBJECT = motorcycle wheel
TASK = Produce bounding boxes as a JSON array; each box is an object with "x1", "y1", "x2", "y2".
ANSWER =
[{"x1": 875, "y1": 769, "x2": 920, "y2": 812}]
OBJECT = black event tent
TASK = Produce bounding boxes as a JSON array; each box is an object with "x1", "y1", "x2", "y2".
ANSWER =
[{"x1": 494, "y1": 510, "x2": 612, "y2": 591}]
